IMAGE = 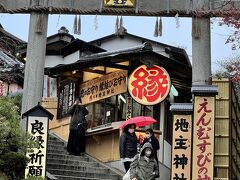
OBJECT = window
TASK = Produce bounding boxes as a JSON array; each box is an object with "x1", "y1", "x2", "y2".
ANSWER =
[
  {"x1": 57, "y1": 78, "x2": 79, "y2": 119},
  {"x1": 132, "y1": 100, "x2": 143, "y2": 117},
  {"x1": 87, "y1": 96, "x2": 117, "y2": 128},
  {"x1": 118, "y1": 94, "x2": 127, "y2": 121},
  {"x1": 153, "y1": 103, "x2": 161, "y2": 130},
  {"x1": 132, "y1": 100, "x2": 160, "y2": 130}
]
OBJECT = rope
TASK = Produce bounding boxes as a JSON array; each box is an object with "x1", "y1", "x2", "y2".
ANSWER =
[{"x1": 2, "y1": 5, "x2": 240, "y2": 17}]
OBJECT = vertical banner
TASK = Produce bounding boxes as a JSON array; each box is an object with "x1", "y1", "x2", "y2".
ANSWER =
[
  {"x1": 171, "y1": 115, "x2": 192, "y2": 180},
  {"x1": 192, "y1": 96, "x2": 215, "y2": 180},
  {"x1": 126, "y1": 93, "x2": 132, "y2": 120},
  {"x1": 25, "y1": 116, "x2": 48, "y2": 178}
]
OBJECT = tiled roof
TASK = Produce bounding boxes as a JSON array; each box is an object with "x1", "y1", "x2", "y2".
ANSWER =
[
  {"x1": 170, "y1": 103, "x2": 193, "y2": 112},
  {"x1": 0, "y1": 49, "x2": 24, "y2": 73}
]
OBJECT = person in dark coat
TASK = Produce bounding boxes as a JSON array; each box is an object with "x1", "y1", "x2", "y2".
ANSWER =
[
  {"x1": 142, "y1": 128, "x2": 160, "y2": 164},
  {"x1": 130, "y1": 143, "x2": 159, "y2": 180},
  {"x1": 67, "y1": 97, "x2": 89, "y2": 155},
  {"x1": 119, "y1": 123, "x2": 138, "y2": 172}
]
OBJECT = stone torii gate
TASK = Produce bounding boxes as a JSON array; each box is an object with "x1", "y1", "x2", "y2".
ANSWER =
[{"x1": 0, "y1": 0, "x2": 239, "y2": 128}]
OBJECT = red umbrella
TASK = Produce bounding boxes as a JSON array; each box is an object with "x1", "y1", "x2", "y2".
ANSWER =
[{"x1": 119, "y1": 116, "x2": 157, "y2": 129}]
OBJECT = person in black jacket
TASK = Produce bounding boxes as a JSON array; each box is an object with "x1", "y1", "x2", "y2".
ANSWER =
[
  {"x1": 119, "y1": 123, "x2": 138, "y2": 172},
  {"x1": 142, "y1": 128, "x2": 160, "y2": 164},
  {"x1": 67, "y1": 97, "x2": 89, "y2": 156}
]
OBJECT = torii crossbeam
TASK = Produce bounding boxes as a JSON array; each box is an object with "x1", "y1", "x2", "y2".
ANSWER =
[{"x1": 0, "y1": 0, "x2": 240, "y2": 17}]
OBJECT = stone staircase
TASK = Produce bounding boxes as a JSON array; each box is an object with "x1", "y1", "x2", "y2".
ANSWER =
[{"x1": 46, "y1": 134, "x2": 122, "y2": 180}]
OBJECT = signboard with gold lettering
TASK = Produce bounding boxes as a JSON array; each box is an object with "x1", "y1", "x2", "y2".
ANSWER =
[
  {"x1": 192, "y1": 96, "x2": 215, "y2": 180},
  {"x1": 104, "y1": 0, "x2": 135, "y2": 7},
  {"x1": 80, "y1": 70, "x2": 128, "y2": 105},
  {"x1": 171, "y1": 115, "x2": 192, "y2": 180},
  {"x1": 128, "y1": 65, "x2": 171, "y2": 105}
]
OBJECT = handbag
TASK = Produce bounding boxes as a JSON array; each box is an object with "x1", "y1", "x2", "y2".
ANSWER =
[
  {"x1": 123, "y1": 155, "x2": 140, "y2": 180},
  {"x1": 122, "y1": 169, "x2": 131, "y2": 180}
]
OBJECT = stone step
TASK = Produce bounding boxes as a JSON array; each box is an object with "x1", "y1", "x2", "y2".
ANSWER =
[
  {"x1": 47, "y1": 165, "x2": 110, "y2": 174},
  {"x1": 47, "y1": 148, "x2": 67, "y2": 155},
  {"x1": 48, "y1": 136, "x2": 60, "y2": 141},
  {"x1": 48, "y1": 140, "x2": 65, "y2": 146},
  {"x1": 47, "y1": 144, "x2": 65, "y2": 151},
  {"x1": 47, "y1": 161, "x2": 99, "y2": 170},
  {"x1": 54, "y1": 175, "x2": 114, "y2": 180},
  {"x1": 47, "y1": 165, "x2": 110, "y2": 175},
  {"x1": 48, "y1": 169, "x2": 119, "y2": 180},
  {"x1": 46, "y1": 135, "x2": 121, "y2": 180},
  {"x1": 47, "y1": 153, "x2": 89, "y2": 161}
]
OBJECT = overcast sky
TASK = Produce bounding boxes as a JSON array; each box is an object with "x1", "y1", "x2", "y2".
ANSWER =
[{"x1": 0, "y1": 14, "x2": 239, "y2": 73}]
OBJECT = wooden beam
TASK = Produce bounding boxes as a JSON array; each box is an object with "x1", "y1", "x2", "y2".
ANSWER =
[
  {"x1": 0, "y1": 0, "x2": 240, "y2": 17},
  {"x1": 104, "y1": 63, "x2": 129, "y2": 70},
  {"x1": 83, "y1": 68, "x2": 106, "y2": 75}
]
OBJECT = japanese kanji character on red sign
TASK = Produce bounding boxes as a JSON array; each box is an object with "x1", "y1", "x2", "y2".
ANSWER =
[{"x1": 128, "y1": 65, "x2": 171, "y2": 105}]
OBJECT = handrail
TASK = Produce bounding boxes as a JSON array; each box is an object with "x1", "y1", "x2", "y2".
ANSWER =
[{"x1": 46, "y1": 171, "x2": 58, "y2": 180}]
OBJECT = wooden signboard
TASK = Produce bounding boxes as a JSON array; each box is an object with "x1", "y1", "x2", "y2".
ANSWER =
[
  {"x1": 104, "y1": 0, "x2": 135, "y2": 7},
  {"x1": 80, "y1": 70, "x2": 128, "y2": 105},
  {"x1": 171, "y1": 115, "x2": 192, "y2": 180},
  {"x1": 192, "y1": 96, "x2": 215, "y2": 180}
]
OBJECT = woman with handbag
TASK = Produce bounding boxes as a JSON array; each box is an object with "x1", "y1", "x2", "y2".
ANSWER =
[
  {"x1": 67, "y1": 97, "x2": 89, "y2": 156},
  {"x1": 129, "y1": 143, "x2": 159, "y2": 180}
]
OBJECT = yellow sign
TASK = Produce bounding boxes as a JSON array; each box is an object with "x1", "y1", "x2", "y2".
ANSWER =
[
  {"x1": 104, "y1": 0, "x2": 135, "y2": 7},
  {"x1": 192, "y1": 96, "x2": 215, "y2": 180},
  {"x1": 171, "y1": 115, "x2": 192, "y2": 180},
  {"x1": 25, "y1": 116, "x2": 48, "y2": 178},
  {"x1": 128, "y1": 65, "x2": 171, "y2": 105},
  {"x1": 80, "y1": 70, "x2": 128, "y2": 105}
]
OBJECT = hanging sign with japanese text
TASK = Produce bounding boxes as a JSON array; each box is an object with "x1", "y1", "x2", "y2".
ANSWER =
[
  {"x1": 80, "y1": 70, "x2": 127, "y2": 105},
  {"x1": 104, "y1": 0, "x2": 135, "y2": 7},
  {"x1": 171, "y1": 115, "x2": 192, "y2": 180},
  {"x1": 192, "y1": 96, "x2": 215, "y2": 180},
  {"x1": 128, "y1": 65, "x2": 171, "y2": 105},
  {"x1": 126, "y1": 93, "x2": 133, "y2": 120},
  {"x1": 25, "y1": 116, "x2": 48, "y2": 178}
]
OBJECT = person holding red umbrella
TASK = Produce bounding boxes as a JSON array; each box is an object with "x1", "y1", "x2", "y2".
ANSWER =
[{"x1": 119, "y1": 123, "x2": 138, "y2": 172}]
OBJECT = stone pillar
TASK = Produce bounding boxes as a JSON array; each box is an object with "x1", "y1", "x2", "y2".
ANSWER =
[
  {"x1": 21, "y1": 13, "x2": 48, "y2": 128},
  {"x1": 192, "y1": 17, "x2": 211, "y2": 85}
]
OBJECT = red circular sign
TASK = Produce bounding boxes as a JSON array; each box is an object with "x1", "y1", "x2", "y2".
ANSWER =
[{"x1": 128, "y1": 65, "x2": 171, "y2": 105}]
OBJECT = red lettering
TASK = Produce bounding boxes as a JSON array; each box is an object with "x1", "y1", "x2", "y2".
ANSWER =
[
  {"x1": 130, "y1": 66, "x2": 170, "y2": 103},
  {"x1": 197, "y1": 153, "x2": 211, "y2": 167},
  {"x1": 196, "y1": 113, "x2": 211, "y2": 126}
]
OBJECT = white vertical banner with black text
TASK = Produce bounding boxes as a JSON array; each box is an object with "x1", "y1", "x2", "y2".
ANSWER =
[
  {"x1": 25, "y1": 116, "x2": 48, "y2": 178},
  {"x1": 171, "y1": 114, "x2": 192, "y2": 180}
]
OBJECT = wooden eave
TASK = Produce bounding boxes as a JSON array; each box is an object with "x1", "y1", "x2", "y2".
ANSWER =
[
  {"x1": 45, "y1": 44, "x2": 192, "y2": 90},
  {"x1": 61, "y1": 39, "x2": 106, "y2": 57}
]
